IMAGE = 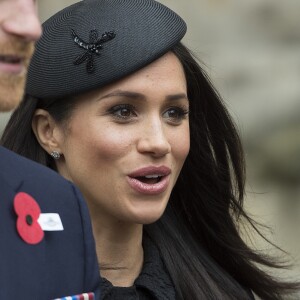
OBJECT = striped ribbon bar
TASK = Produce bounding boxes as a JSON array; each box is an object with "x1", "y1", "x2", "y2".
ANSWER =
[{"x1": 53, "y1": 292, "x2": 95, "y2": 300}]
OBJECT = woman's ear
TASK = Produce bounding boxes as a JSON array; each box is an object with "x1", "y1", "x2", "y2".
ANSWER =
[{"x1": 32, "y1": 109, "x2": 64, "y2": 154}]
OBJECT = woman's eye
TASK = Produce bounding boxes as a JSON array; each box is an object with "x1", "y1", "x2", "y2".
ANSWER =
[
  {"x1": 108, "y1": 104, "x2": 137, "y2": 120},
  {"x1": 163, "y1": 107, "x2": 189, "y2": 124}
]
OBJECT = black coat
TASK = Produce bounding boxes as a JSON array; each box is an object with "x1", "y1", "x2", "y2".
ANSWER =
[{"x1": 99, "y1": 235, "x2": 255, "y2": 300}]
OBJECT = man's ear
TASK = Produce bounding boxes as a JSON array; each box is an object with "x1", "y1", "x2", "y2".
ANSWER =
[{"x1": 32, "y1": 109, "x2": 64, "y2": 154}]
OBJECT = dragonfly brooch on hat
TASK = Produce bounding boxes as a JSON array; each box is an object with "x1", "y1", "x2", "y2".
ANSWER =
[{"x1": 72, "y1": 29, "x2": 116, "y2": 73}]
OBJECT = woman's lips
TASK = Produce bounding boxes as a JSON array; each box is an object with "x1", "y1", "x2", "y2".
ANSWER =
[
  {"x1": 127, "y1": 175, "x2": 170, "y2": 195},
  {"x1": 0, "y1": 55, "x2": 24, "y2": 74},
  {"x1": 127, "y1": 166, "x2": 171, "y2": 195}
]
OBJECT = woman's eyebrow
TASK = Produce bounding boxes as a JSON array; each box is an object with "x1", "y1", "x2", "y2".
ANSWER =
[
  {"x1": 98, "y1": 90, "x2": 145, "y2": 101},
  {"x1": 98, "y1": 90, "x2": 188, "y2": 101},
  {"x1": 165, "y1": 93, "x2": 188, "y2": 101}
]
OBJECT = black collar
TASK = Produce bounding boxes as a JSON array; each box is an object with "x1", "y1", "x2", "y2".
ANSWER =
[{"x1": 100, "y1": 235, "x2": 175, "y2": 299}]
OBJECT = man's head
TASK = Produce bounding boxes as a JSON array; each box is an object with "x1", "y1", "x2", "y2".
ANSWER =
[{"x1": 0, "y1": 0, "x2": 41, "y2": 111}]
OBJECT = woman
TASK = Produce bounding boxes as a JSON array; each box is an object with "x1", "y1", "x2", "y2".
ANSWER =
[{"x1": 1, "y1": 0, "x2": 298, "y2": 299}]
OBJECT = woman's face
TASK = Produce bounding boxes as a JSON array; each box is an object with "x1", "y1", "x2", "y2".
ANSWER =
[{"x1": 55, "y1": 52, "x2": 190, "y2": 225}]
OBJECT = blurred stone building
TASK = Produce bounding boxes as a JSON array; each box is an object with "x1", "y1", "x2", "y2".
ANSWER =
[{"x1": 1, "y1": 0, "x2": 300, "y2": 295}]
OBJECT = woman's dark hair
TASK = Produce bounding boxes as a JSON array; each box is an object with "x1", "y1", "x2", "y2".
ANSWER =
[{"x1": 1, "y1": 42, "x2": 298, "y2": 299}]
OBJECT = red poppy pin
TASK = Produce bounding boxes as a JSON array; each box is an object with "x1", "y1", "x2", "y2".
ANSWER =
[{"x1": 14, "y1": 192, "x2": 44, "y2": 245}]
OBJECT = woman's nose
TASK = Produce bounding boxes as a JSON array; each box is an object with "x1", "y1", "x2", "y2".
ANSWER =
[
  {"x1": 137, "y1": 120, "x2": 171, "y2": 158},
  {"x1": 2, "y1": 0, "x2": 42, "y2": 42}
]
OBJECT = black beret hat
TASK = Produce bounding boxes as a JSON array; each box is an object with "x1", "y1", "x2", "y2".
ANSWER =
[{"x1": 26, "y1": 0, "x2": 187, "y2": 99}]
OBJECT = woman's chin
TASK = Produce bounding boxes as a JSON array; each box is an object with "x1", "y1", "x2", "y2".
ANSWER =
[{"x1": 127, "y1": 207, "x2": 166, "y2": 225}]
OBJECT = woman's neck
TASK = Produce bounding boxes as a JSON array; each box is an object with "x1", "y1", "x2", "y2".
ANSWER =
[{"x1": 92, "y1": 217, "x2": 144, "y2": 287}]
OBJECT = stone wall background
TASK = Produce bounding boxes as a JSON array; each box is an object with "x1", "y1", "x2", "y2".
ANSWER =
[{"x1": 1, "y1": 0, "x2": 299, "y2": 295}]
